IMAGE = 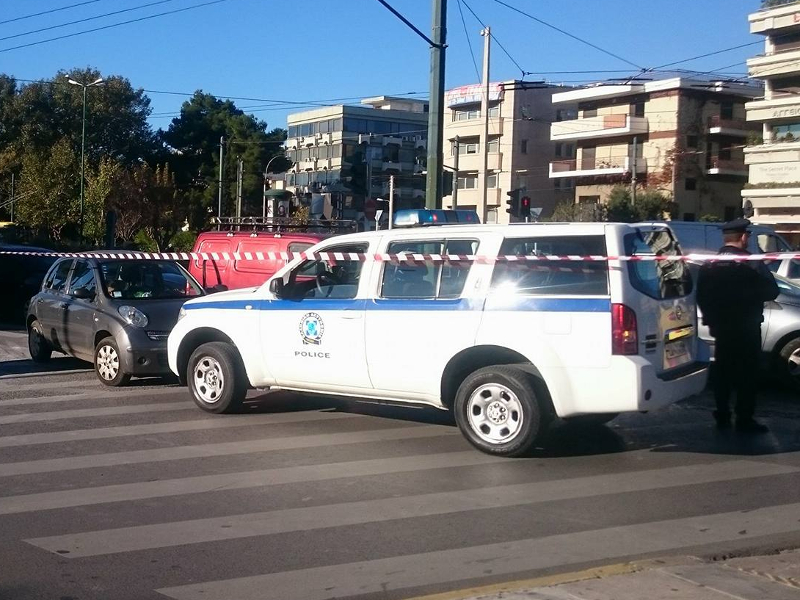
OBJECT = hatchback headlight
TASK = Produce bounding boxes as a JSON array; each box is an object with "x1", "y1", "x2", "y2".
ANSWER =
[
  {"x1": 177, "y1": 307, "x2": 187, "y2": 321},
  {"x1": 118, "y1": 305, "x2": 149, "y2": 328}
]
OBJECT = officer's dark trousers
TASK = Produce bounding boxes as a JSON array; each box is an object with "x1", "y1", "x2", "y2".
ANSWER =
[{"x1": 712, "y1": 326, "x2": 761, "y2": 420}]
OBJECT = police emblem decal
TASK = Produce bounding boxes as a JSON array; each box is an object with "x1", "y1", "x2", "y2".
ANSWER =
[{"x1": 300, "y1": 313, "x2": 324, "y2": 345}]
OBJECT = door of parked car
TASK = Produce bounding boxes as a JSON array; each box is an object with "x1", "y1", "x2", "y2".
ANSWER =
[
  {"x1": 62, "y1": 259, "x2": 99, "y2": 360},
  {"x1": 36, "y1": 258, "x2": 74, "y2": 349}
]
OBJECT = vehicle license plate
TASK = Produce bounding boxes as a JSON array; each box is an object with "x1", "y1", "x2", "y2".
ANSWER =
[{"x1": 664, "y1": 339, "x2": 690, "y2": 369}]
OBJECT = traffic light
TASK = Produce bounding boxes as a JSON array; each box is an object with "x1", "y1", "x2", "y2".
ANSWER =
[
  {"x1": 520, "y1": 195, "x2": 531, "y2": 219},
  {"x1": 506, "y1": 188, "x2": 522, "y2": 218}
]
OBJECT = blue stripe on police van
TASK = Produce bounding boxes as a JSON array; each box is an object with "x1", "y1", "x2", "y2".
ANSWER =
[
  {"x1": 184, "y1": 297, "x2": 610, "y2": 313},
  {"x1": 484, "y1": 297, "x2": 611, "y2": 313}
]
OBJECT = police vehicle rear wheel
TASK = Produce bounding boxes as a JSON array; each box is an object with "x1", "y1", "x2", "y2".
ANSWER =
[
  {"x1": 187, "y1": 342, "x2": 246, "y2": 414},
  {"x1": 454, "y1": 366, "x2": 542, "y2": 457}
]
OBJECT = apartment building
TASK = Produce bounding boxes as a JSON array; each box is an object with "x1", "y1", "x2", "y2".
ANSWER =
[
  {"x1": 745, "y1": 0, "x2": 800, "y2": 245},
  {"x1": 549, "y1": 77, "x2": 761, "y2": 221},
  {"x1": 442, "y1": 81, "x2": 576, "y2": 224},
  {"x1": 285, "y1": 96, "x2": 428, "y2": 220}
]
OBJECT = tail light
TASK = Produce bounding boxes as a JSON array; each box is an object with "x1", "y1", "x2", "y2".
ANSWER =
[{"x1": 612, "y1": 303, "x2": 638, "y2": 355}]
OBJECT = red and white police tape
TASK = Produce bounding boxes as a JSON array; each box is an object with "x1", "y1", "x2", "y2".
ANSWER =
[{"x1": 2, "y1": 249, "x2": 800, "y2": 263}]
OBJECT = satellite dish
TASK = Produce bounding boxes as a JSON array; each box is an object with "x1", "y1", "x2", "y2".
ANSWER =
[{"x1": 743, "y1": 200, "x2": 754, "y2": 218}]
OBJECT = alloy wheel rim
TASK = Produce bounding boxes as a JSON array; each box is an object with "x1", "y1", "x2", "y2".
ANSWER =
[
  {"x1": 193, "y1": 356, "x2": 224, "y2": 404},
  {"x1": 96, "y1": 344, "x2": 120, "y2": 380},
  {"x1": 788, "y1": 347, "x2": 800, "y2": 378},
  {"x1": 466, "y1": 383, "x2": 524, "y2": 444}
]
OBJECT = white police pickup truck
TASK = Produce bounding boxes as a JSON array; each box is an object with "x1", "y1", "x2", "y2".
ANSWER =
[{"x1": 168, "y1": 223, "x2": 708, "y2": 457}]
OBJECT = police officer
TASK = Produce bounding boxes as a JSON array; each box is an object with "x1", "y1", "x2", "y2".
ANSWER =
[{"x1": 696, "y1": 218, "x2": 779, "y2": 433}]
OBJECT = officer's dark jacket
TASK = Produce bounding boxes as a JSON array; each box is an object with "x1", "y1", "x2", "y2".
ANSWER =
[{"x1": 696, "y1": 245, "x2": 780, "y2": 335}]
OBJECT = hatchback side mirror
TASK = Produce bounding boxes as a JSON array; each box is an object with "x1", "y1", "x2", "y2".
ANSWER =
[
  {"x1": 70, "y1": 288, "x2": 94, "y2": 300},
  {"x1": 268, "y1": 278, "x2": 284, "y2": 298}
]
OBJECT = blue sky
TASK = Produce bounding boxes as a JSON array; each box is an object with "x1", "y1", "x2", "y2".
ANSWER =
[{"x1": 1, "y1": 0, "x2": 764, "y2": 133}]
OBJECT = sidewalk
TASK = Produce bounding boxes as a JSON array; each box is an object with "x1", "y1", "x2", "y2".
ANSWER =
[{"x1": 439, "y1": 550, "x2": 800, "y2": 600}]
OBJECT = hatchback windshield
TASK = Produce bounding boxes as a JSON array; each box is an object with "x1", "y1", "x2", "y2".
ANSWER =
[{"x1": 100, "y1": 261, "x2": 202, "y2": 300}]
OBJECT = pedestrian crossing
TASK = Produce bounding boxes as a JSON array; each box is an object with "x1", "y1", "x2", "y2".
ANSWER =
[{"x1": 0, "y1": 371, "x2": 799, "y2": 600}]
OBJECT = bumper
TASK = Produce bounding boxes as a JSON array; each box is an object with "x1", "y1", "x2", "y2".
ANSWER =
[
  {"x1": 118, "y1": 330, "x2": 171, "y2": 376},
  {"x1": 553, "y1": 357, "x2": 709, "y2": 417}
]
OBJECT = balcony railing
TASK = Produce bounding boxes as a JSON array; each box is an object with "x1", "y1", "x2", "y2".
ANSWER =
[
  {"x1": 706, "y1": 156, "x2": 748, "y2": 175},
  {"x1": 550, "y1": 114, "x2": 648, "y2": 141},
  {"x1": 549, "y1": 156, "x2": 646, "y2": 177},
  {"x1": 708, "y1": 116, "x2": 748, "y2": 130}
]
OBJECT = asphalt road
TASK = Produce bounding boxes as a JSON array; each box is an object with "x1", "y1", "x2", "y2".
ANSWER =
[{"x1": 0, "y1": 360, "x2": 798, "y2": 600}]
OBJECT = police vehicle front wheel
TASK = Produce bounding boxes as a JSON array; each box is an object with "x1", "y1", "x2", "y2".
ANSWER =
[
  {"x1": 454, "y1": 366, "x2": 543, "y2": 457},
  {"x1": 187, "y1": 342, "x2": 247, "y2": 414}
]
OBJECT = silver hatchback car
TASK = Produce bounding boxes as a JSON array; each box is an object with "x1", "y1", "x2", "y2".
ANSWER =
[{"x1": 27, "y1": 256, "x2": 204, "y2": 386}]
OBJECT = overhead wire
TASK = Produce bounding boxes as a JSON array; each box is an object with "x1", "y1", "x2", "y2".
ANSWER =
[
  {"x1": 0, "y1": 0, "x2": 180, "y2": 43},
  {"x1": 0, "y1": 1, "x2": 106, "y2": 26},
  {"x1": 0, "y1": 0, "x2": 234, "y2": 54},
  {"x1": 455, "y1": 0, "x2": 481, "y2": 81},
  {"x1": 460, "y1": 0, "x2": 527, "y2": 78},
  {"x1": 491, "y1": 0, "x2": 644, "y2": 71}
]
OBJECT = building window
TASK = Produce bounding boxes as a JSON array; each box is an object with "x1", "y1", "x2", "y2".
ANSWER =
[
  {"x1": 487, "y1": 139, "x2": 500, "y2": 153},
  {"x1": 521, "y1": 139, "x2": 528, "y2": 154},
  {"x1": 555, "y1": 142, "x2": 563, "y2": 158},
  {"x1": 685, "y1": 178, "x2": 697, "y2": 191},
  {"x1": 631, "y1": 101, "x2": 645, "y2": 118},
  {"x1": 487, "y1": 173, "x2": 498, "y2": 188},
  {"x1": 565, "y1": 143, "x2": 574, "y2": 157},
  {"x1": 453, "y1": 108, "x2": 480, "y2": 121},
  {"x1": 687, "y1": 135, "x2": 698, "y2": 149},
  {"x1": 583, "y1": 107, "x2": 597, "y2": 118},
  {"x1": 488, "y1": 105, "x2": 500, "y2": 117},
  {"x1": 457, "y1": 174, "x2": 478, "y2": 189},
  {"x1": 721, "y1": 101, "x2": 734, "y2": 120}
]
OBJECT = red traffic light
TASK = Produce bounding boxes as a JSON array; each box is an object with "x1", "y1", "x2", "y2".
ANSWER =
[{"x1": 521, "y1": 196, "x2": 530, "y2": 207}]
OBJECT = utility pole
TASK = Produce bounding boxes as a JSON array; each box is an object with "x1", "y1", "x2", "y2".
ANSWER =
[
  {"x1": 262, "y1": 168, "x2": 268, "y2": 219},
  {"x1": 425, "y1": 0, "x2": 447, "y2": 210},
  {"x1": 480, "y1": 26, "x2": 491, "y2": 221},
  {"x1": 236, "y1": 157, "x2": 243, "y2": 219},
  {"x1": 218, "y1": 136, "x2": 224, "y2": 221},
  {"x1": 389, "y1": 174, "x2": 395, "y2": 230},
  {"x1": 452, "y1": 136, "x2": 460, "y2": 209},
  {"x1": 9, "y1": 173, "x2": 14, "y2": 223},
  {"x1": 631, "y1": 136, "x2": 638, "y2": 208}
]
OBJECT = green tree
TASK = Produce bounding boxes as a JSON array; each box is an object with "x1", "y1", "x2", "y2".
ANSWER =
[
  {"x1": 15, "y1": 139, "x2": 79, "y2": 240},
  {"x1": 84, "y1": 157, "x2": 122, "y2": 245},
  {"x1": 604, "y1": 185, "x2": 675, "y2": 222},
  {"x1": 161, "y1": 92, "x2": 289, "y2": 229}
]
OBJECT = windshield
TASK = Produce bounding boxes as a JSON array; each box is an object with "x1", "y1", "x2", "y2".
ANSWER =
[{"x1": 100, "y1": 261, "x2": 203, "y2": 300}]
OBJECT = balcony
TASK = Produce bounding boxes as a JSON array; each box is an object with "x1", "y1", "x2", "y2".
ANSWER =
[
  {"x1": 452, "y1": 152, "x2": 503, "y2": 172},
  {"x1": 382, "y1": 136, "x2": 403, "y2": 146},
  {"x1": 707, "y1": 116, "x2": 751, "y2": 137},
  {"x1": 746, "y1": 93, "x2": 800, "y2": 121},
  {"x1": 446, "y1": 116, "x2": 503, "y2": 138},
  {"x1": 550, "y1": 114, "x2": 648, "y2": 141},
  {"x1": 706, "y1": 156, "x2": 748, "y2": 177},
  {"x1": 747, "y1": 47, "x2": 800, "y2": 79},
  {"x1": 317, "y1": 132, "x2": 332, "y2": 145},
  {"x1": 549, "y1": 156, "x2": 646, "y2": 178},
  {"x1": 749, "y1": 1, "x2": 800, "y2": 35},
  {"x1": 415, "y1": 138, "x2": 427, "y2": 150},
  {"x1": 299, "y1": 159, "x2": 317, "y2": 171},
  {"x1": 300, "y1": 136, "x2": 316, "y2": 147},
  {"x1": 445, "y1": 187, "x2": 502, "y2": 206}
]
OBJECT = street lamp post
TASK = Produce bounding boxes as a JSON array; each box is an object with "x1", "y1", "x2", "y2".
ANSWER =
[
  {"x1": 262, "y1": 155, "x2": 283, "y2": 218},
  {"x1": 67, "y1": 77, "x2": 103, "y2": 246}
]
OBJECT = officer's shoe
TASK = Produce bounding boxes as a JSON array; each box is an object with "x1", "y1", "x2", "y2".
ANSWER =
[
  {"x1": 713, "y1": 410, "x2": 731, "y2": 428},
  {"x1": 735, "y1": 418, "x2": 769, "y2": 434}
]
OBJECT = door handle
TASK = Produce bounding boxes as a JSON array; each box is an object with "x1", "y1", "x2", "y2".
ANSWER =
[{"x1": 341, "y1": 310, "x2": 362, "y2": 320}]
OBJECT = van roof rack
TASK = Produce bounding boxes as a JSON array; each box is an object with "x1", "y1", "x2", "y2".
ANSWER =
[{"x1": 212, "y1": 216, "x2": 358, "y2": 233}]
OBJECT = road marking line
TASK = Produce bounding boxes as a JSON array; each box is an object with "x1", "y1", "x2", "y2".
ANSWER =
[
  {"x1": 0, "y1": 410, "x2": 357, "y2": 448},
  {"x1": 26, "y1": 460, "x2": 798, "y2": 558},
  {"x1": 0, "y1": 401, "x2": 194, "y2": 425},
  {"x1": 155, "y1": 502, "x2": 800, "y2": 600},
  {"x1": 0, "y1": 451, "x2": 502, "y2": 515},
  {"x1": 0, "y1": 387, "x2": 179, "y2": 406},
  {"x1": 0, "y1": 424, "x2": 456, "y2": 477}
]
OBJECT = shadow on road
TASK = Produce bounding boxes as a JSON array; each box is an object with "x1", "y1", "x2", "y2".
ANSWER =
[{"x1": 0, "y1": 357, "x2": 90, "y2": 378}]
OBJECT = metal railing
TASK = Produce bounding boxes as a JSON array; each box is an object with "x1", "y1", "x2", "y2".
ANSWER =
[{"x1": 212, "y1": 216, "x2": 358, "y2": 233}]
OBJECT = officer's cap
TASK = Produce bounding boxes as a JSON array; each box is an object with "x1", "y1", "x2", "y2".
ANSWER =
[{"x1": 720, "y1": 217, "x2": 751, "y2": 234}]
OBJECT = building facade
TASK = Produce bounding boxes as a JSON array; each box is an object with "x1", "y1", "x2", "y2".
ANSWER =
[
  {"x1": 441, "y1": 81, "x2": 576, "y2": 224},
  {"x1": 549, "y1": 77, "x2": 760, "y2": 222},
  {"x1": 744, "y1": 0, "x2": 800, "y2": 245},
  {"x1": 285, "y1": 97, "x2": 428, "y2": 222}
]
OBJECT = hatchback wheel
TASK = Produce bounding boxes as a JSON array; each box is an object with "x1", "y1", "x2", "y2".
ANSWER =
[
  {"x1": 187, "y1": 342, "x2": 247, "y2": 414},
  {"x1": 453, "y1": 365, "x2": 544, "y2": 457},
  {"x1": 777, "y1": 337, "x2": 800, "y2": 392},
  {"x1": 28, "y1": 319, "x2": 52, "y2": 363},
  {"x1": 95, "y1": 337, "x2": 131, "y2": 387}
]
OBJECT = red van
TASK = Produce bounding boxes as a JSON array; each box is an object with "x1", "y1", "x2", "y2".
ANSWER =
[{"x1": 188, "y1": 218, "x2": 358, "y2": 291}]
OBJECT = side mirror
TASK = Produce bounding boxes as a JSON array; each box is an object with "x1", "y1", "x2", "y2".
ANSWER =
[
  {"x1": 268, "y1": 278, "x2": 284, "y2": 298},
  {"x1": 205, "y1": 284, "x2": 228, "y2": 294},
  {"x1": 70, "y1": 288, "x2": 94, "y2": 300}
]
